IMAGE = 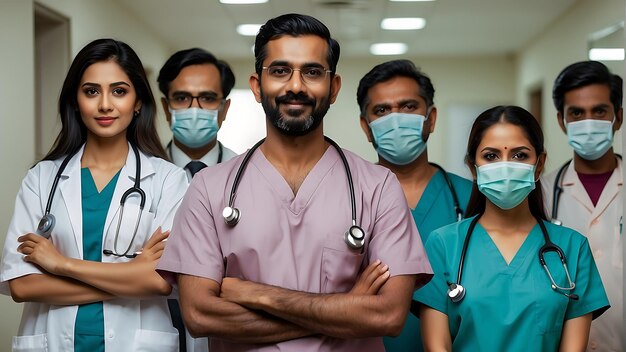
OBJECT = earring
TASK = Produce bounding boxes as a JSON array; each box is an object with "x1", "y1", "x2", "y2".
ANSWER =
[{"x1": 134, "y1": 110, "x2": 140, "y2": 117}]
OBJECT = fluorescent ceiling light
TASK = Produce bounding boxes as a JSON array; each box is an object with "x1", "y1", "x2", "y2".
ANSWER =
[
  {"x1": 381, "y1": 18, "x2": 426, "y2": 30},
  {"x1": 389, "y1": 0, "x2": 435, "y2": 2},
  {"x1": 237, "y1": 24, "x2": 262, "y2": 36},
  {"x1": 370, "y1": 43, "x2": 408, "y2": 55},
  {"x1": 589, "y1": 48, "x2": 625, "y2": 61},
  {"x1": 220, "y1": 0, "x2": 267, "y2": 4}
]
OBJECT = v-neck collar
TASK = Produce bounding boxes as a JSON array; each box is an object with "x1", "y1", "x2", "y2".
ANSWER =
[
  {"x1": 81, "y1": 167, "x2": 122, "y2": 196},
  {"x1": 474, "y1": 222, "x2": 542, "y2": 272},
  {"x1": 251, "y1": 145, "x2": 340, "y2": 215}
]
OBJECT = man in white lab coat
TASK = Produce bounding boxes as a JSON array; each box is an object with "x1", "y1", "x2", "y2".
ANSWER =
[{"x1": 542, "y1": 61, "x2": 623, "y2": 352}]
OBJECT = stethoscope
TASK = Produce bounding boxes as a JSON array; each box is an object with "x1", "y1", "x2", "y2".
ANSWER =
[
  {"x1": 551, "y1": 155, "x2": 621, "y2": 225},
  {"x1": 36, "y1": 143, "x2": 146, "y2": 259},
  {"x1": 446, "y1": 215, "x2": 578, "y2": 303},
  {"x1": 222, "y1": 136, "x2": 367, "y2": 250},
  {"x1": 429, "y1": 163, "x2": 463, "y2": 222}
]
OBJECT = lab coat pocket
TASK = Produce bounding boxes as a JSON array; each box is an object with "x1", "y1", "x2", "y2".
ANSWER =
[
  {"x1": 612, "y1": 225, "x2": 622, "y2": 269},
  {"x1": 12, "y1": 333, "x2": 48, "y2": 352},
  {"x1": 132, "y1": 329, "x2": 178, "y2": 352},
  {"x1": 321, "y1": 247, "x2": 364, "y2": 293},
  {"x1": 103, "y1": 204, "x2": 155, "y2": 260}
]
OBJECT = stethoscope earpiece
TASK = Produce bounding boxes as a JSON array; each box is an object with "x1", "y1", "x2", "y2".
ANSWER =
[
  {"x1": 344, "y1": 225, "x2": 365, "y2": 250},
  {"x1": 36, "y1": 213, "x2": 55, "y2": 239},
  {"x1": 447, "y1": 282, "x2": 466, "y2": 303},
  {"x1": 222, "y1": 206, "x2": 241, "y2": 226}
]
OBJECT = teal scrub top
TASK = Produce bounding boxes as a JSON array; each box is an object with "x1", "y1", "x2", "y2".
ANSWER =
[
  {"x1": 74, "y1": 168, "x2": 120, "y2": 352},
  {"x1": 384, "y1": 170, "x2": 472, "y2": 352},
  {"x1": 413, "y1": 217, "x2": 610, "y2": 352}
]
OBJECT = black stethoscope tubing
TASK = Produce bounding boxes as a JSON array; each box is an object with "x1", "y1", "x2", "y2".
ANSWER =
[
  {"x1": 222, "y1": 136, "x2": 366, "y2": 250},
  {"x1": 429, "y1": 162, "x2": 463, "y2": 222},
  {"x1": 37, "y1": 143, "x2": 145, "y2": 258},
  {"x1": 449, "y1": 214, "x2": 577, "y2": 302}
]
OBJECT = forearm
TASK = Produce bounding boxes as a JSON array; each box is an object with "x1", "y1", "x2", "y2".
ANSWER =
[
  {"x1": 179, "y1": 275, "x2": 312, "y2": 343},
  {"x1": 60, "y1": 258, "x2": 171, "y2": 298},
  {"x1": 559, "y1": 314, "x2": 592, "y2": 352},
  {"x1": 420, "y1": 305, "x2": 452, "y2": 352},
  {"x1": 225, "y1": 275, "x2": 415, "y2": 338},
  {"x1": 9, "y1": 273, "x2": 113, "y2": 305}
]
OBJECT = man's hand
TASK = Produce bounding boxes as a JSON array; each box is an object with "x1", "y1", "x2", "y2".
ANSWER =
[{"x1": 350, "y1": 259, "x2": 390, "y2": 295}]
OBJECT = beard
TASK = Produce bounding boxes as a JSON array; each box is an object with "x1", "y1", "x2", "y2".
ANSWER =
[{"x1": 261, "y1": 91, "x2": 331, "y2": 136}]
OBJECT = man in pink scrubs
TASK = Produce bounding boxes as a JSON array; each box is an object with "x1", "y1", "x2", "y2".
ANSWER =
[{"x1": 157, "y1": 13, "x2": 433, "y2": 352}]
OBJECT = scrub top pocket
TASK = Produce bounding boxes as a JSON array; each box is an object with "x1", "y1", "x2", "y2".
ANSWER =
[
  {"x1": 321, "y1": 247, "x2": 364, "y2": 293},
  {"x1": 532, "y1": 251, "x2": 569, "y2": 335}
]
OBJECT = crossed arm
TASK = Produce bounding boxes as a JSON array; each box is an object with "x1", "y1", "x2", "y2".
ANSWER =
[
  {"x1": 9, "y1": 228, "x2": 171, "y2": 305},
  {"x1": 179, "y1": 260, "x2": 416, "y2": 343}
]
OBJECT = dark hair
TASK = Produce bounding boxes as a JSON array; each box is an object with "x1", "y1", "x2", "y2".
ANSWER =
[
  {"x1": 43, "y1": 38, "x2": 167, "y2": 161},
  {"x1": 254, "y1": 13, "x2": 340, "y2": 76},
  {"x1": 157, "y1": 48, "x2": 235, "y2": 98},
  {"x1": 356, "y1": 59, "x2": 435, "y2": 115},
  {"x1": 464, "y1": 105, "x2": 547, "y2": 220},
  {"x1": 553, "y1": 60, "x2": 622, "y2": 115}
]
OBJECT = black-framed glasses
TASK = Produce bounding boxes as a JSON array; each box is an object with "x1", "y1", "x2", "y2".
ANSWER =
[
  {"x1": 168, "y1": 92, "x2": 224, "y2": 110},
  {"x1": 262, "y1": 65, "x2": 332, "y2": 84}
]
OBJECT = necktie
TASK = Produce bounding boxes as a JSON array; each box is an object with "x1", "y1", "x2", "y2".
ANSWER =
[{"x1": 185, "y1": 160, "x2": 207, "y2": 177}]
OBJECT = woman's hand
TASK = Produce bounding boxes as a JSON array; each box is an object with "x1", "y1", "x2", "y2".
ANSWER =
[
  {"x1": 350, "y1": 259, "x2": 390, "y2": 295},
  {"x1": 132, "y1": 226, "x2": 169, "y2": 264},
  {"x1": 17, "y1": 233, "x2": 68, "y2": 276}
]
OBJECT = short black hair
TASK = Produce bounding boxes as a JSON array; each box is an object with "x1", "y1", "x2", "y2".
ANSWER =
[
  {"x1": 552, "y1": 60, "x2": 622, "y2": 115},
  {"x1": 356, "y1": 59, "x2": 435, "y2": 116},
  {"x1": 254, "y1": 13, "x2": 340, "y2": 76},
  {"x1": 157, "y1": 48, "x2": 235, "y2": 98}
]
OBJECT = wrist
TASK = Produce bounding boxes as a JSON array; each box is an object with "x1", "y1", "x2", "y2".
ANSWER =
[{"x1": 58, "y1": 257, "x2": 76, "y2": 277}]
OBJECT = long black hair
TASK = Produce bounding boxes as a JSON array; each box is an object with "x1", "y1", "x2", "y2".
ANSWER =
[
  {"x1": 464, "y1": 105, "x2": 547, "y2": 220},
  {"x1": 43, "y1": 38, "x2": 167, "y2": 161}
]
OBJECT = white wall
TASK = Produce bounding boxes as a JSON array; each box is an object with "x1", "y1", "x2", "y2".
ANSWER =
[{"x1": 517, "y1": 0, "x2": 625, "y2": 172}]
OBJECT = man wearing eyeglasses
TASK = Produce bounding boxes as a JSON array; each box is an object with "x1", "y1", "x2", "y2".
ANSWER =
[
  {"x1": 157, "y1": 48, "x2": 237, "y2": 352},
  {"x1": 158, "y1": 48, "x2": 237, "y2": 180},
  {"x1": 157, "y1": 13, "x2": 432, "y2": 352}
]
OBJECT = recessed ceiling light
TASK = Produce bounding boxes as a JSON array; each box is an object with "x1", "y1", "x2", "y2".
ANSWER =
[
  {"x1": 589, "y1": 48, "x2": 625, "y2": 61},
  {"x1": 381, "y1": 18, "x2": 426, "y2": 30},
  {"x1": 237, "y1": 24, "x2": 263, "y2": 36},
  {"x1": 389, "y1": 0, "x2": 435, "y2": 2},
  {"x1": 220, "y1": 0, "x2": 268, "y2": 4},
  {"x1": 370, "y1": 43, "x2": 408, "y2": 55}
]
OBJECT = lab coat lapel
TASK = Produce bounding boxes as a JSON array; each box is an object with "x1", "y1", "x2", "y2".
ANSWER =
[
  {"x1": 562, "y1": 162, "x2": 594, "y2": 214},
  {"x1": 58, "y1": 145, "x2": 86, "y2": 258},
  {"x1": 591, "y1": 158, "x2": 623, "y2": 220}
]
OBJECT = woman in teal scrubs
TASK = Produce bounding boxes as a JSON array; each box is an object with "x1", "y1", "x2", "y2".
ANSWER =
[
  {"x1": 414, "y1": 106, "x2": 609, "y2": 351},
  {"x1": 2, "y1": 39, "x2": 188, "y2": 352}
]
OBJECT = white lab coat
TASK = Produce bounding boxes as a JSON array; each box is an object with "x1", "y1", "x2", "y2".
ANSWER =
[
  {"x1": 541, "y1": 158, "x2": 623, "y2": 352},
  {"x1": 0, "y1": 143, "x2": 189, "y2": 352}
]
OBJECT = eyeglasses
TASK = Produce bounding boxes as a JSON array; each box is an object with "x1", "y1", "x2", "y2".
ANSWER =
[
  {"x1": 168, "y1": 93, "x2": 224, "y2": 110},
  {"x1": 262, "y1": 65, "x2": 332, "y2": 84}
]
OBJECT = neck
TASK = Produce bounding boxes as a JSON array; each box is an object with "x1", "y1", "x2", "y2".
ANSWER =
[
  {"x1": 174, "y1": 138, "x2": 217, "y2": 160},
  {"x1": 379, "y1": 151, "x2": 433, "y2": 183},
  {"x1": 480, "y1": 199, "x2": 536, "y2": 232},
  {"x1": 573, "y1": 149, "x2": 618, "y2": 174},
  {"x1": 82, "y1": 135, "x2": 129, "y2": 169},
  {"x1": 261, "y1": 125, "x2": 327, "y2": 170}
]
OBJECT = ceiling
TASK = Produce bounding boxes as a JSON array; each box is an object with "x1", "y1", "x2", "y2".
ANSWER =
[{"x1": 115, "y1": 0, "x2": 580, "y2": 60}]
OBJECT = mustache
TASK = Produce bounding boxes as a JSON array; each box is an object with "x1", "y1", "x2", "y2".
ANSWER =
[{"x1": 275, "y1": 92, "x2": 315, "y2": 106}]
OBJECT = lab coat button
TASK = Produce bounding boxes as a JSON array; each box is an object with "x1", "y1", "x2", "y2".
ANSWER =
[
  {"x1": 590, "y1": 341, "x2": 597, "y2": 349},
  {"x1": 107, "y1": 330, "x2": 115, "y2": 339},
  {"x1": 592, "y1": 218, "x2": 599, "y2": 225}
]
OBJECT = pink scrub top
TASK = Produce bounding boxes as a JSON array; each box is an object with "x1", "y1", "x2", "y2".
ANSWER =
[{"x1": 157, "y1": 145, "x2": 433, "y2": 352}]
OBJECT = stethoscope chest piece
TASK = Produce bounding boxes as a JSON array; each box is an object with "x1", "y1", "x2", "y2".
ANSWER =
[
  {"x1": 447, "y1": 282, "x2": 466, "y2": 303},
  {"x1": 222, "y1": 206, "x2": 240, "y2": 226},
  {"x1": 344, "y1": 225, "x2": 365, "y2": 250},
  {"x1": 36, "y1": 214, "x2": 55, "y2": 239}
]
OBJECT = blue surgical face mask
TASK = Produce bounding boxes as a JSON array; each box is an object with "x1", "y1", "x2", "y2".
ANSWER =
[
  {"x1": 170, "y1": 107, "x2": 219, "y2": 149},
  {"x1": 369, "y1": 112, "x2": 427, "y2": 165},
  {"x1": 565, "y1": 118, "x2": 614, "y2": 160},
  {"x1": 476, "y1": 161, "x2": 536, "y2": 210}
]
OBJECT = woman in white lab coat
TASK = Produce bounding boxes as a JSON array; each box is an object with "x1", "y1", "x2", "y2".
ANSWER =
[{"x1": 0, "y1": 39, "x2": 188, "y2": 352}]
